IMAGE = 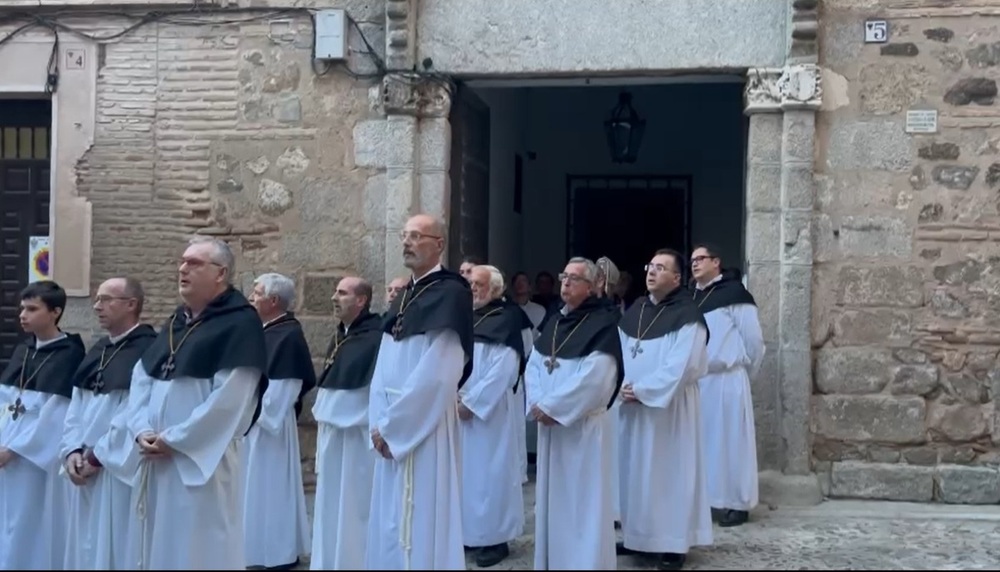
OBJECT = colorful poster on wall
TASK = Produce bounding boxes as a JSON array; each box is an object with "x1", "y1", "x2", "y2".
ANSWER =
[{"x1": 28, "y1": 236, "x2": 50, "y2": 283}]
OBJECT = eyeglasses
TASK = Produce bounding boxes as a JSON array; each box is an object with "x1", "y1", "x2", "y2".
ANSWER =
[
  {"x1": 398, "y1": 230, "x2": 442, "y2": 243},
  {"x1": 691, "y1": 255, "x2": 716, "y2": 265},
  {"x1": 558, "y1": 273, "x2": 590, "y2": 284}
]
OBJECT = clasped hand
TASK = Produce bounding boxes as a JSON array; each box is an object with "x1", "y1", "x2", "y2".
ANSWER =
[
  {"x1": 529, "y1": 404, "x2": 557, "y2": 426},
  {"x1": 620, "y1": 383, "x2": 639, "y2": 403},
  {"x1": 65, "y1": 450, "x2": 99, "y2": 486},
  {"x1": 370, "y1": 428, "x2": 393, "y2": 460},
  {"x1": 136, "y1": 432, "x2": 173, "y2": 459}
]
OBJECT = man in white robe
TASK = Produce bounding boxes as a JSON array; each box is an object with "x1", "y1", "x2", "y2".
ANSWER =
[
  {"x1": 367, "y1": 214, "x2": 474, "y2": 570},
  {"x1": 595, "y1": 255, "x2": 624, "y2": 527},
  {"x1": 459, "y1": 265, "x2": 525, "y2": 568},
  {"x1": 385, "y1": 276, "x2": 408, "y2": 311},
  {"x1": 0, "y1": 280, "x2": 86, "y2": 570},
  {"x1": 507, "y1": 271, "x2": 543, "y2": 485},
  {"x1": 311, "y1": 276, "x2": 382, "y2": 570},
  {"x1": 524, "y1": 257, "x2": 624, "y2": 570},
  {"x1": 690, "y1": 244, "x2": 765, "y2": 528},
  {"x1": 125, "y1": 236, "x2": 268, "y2": 569},
  {"x1": 244, "y1": 273, "x2": 315, "y2": 569},
  {"x1": 61, "y1": 277, "x2": 156, "y2": 569},
  {"x1": 617, "y1": 248, "x2": 713, "y2": 570}
]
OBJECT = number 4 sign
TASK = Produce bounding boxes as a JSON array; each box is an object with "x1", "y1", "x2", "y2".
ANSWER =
[
  {"x1": 865, "y1": 20, "x2": 889, "y2": 44},
  {"x1": 65, "y1": 49, "x2": 85, "y2": 70}
]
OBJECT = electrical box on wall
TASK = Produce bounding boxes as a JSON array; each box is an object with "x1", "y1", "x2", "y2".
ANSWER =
[{"x1": 315, "y1": 9, "x2": 348, "y2": 60}]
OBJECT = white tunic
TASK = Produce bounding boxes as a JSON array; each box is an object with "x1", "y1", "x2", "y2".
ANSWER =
[
  {"x1": 242, "y1": 378, "x2": 311, "y2": 567},
  {"x1": 366, "y1": 329, "x2": 465, "y2": 570},
  {"x1": 513, "y1": 326, "x2": 534, "y2": 484},
  {"x1": 459, "y1": 341, "x2": 524, "y2": 547},
  {"x1": 60, "y1": 386, "x2": 136, "y2": 569},
  {"x1": 0, "y1": 335, "x2": 73, "y2": 570},
  {"x1": 618, "y1": 322, "x2": 713, "y2": 554},
  {"x1": 698, "y1": 302, "x2": 765, "y2": 511},
  {"x1": 311, "y1": 385, "x2": 374, "y2": 570},
  {"x1": 524, "y1": 348, "x2": 618, "y2": 570},
  {"x1": 126, "y1": 362, "x2": 260, "y2": 569},
  {"x1": 0, "y1": 385, "x2": 71, "y2": 570}
]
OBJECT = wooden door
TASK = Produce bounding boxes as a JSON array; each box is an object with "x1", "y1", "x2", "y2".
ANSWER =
[
  {"x1": 0, "y1": 100, "x2": 52, "y2": 368},
  {"x1": 447, "y1": 84, "x2": 491, "y2": 268}
]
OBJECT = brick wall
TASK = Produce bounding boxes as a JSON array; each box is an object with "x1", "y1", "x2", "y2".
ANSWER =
[{"x1": 814, "y1": 1, "x2": 1000, "y2": 503}]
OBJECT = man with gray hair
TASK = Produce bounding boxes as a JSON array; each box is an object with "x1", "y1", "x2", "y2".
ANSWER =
[
  {"x1": 458, "y1": 264, "x2": 525, "y2": 568},
  {"x1": 127, "y1": 236, "x2": 268, "y2": 569},
  {"x1": 524, "y1": 256, "x2": 624, "y2": 569},
  {"x1": 244, "y1": 273, "x2": 315, "y2": 569}
]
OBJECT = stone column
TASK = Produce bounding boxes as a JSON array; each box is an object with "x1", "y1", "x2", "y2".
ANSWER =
[{"x1": 744, "y1": 63, "x2": 823, "y2": 503}]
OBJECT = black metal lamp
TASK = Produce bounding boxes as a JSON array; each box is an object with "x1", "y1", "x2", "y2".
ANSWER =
[{"x1": 604, "y1": 91, "x2": 646, "y2": 164}]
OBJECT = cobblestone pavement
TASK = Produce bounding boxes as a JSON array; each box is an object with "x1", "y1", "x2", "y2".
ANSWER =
[{"x1": 300, "y1": 480, "x2": 1000, "y2": 570}]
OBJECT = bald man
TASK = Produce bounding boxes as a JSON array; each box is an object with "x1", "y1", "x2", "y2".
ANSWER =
[
  {"x1": 312, "y1": 276, "x2": 383, "y2": 569},
  {"x1": 367, "y1": 214, "x2": 474, "y2": 570},
  {"x1": 385, "y1": 277, "x2": 408, "y2": 312}
]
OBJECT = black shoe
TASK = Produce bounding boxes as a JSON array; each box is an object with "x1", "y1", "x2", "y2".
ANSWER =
[
  {"x1": 614, "y1": 520, "x2": 622, "y2": 530},
  {"x1": 616, "y1": 541, "x2": 638, "y2": 556},
  {"x1": 475, "y1": 543, "x2": 509, "y2": 568},
  {"x1": 718, "y1": 509, "x2": 749, "y2": 527},
  {"x1": 265, "y1": 558, "x2": 300, "y2": 570},
  {"x1": 657, "y1": 552, "x2": 686, "y2": 570}
]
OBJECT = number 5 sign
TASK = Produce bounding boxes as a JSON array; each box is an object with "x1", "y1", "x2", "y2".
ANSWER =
[
  {"x1": 864, "y1": 20, "x2": 888, "y2": 44},
  {"x1": 65, "y1": 49, "x2": 85, "y2": 70}
]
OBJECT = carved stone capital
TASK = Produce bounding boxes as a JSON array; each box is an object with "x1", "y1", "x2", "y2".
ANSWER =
[
  {"x1": 744, "y1": 64, "x2": 822, "y2": 114},
  {"x1": 789, "y1": 0, "x2": 819, "y2": 62},
  {"x1": 381, "y1": 73, "x2": 452, "y2": 118}
]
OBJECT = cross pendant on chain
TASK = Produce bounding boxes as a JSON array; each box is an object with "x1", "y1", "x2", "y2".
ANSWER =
[
  {"x1": 544, "y1": 357, "x2": 559, "y2": 374},
  {"x1": 91, "y1": 371, "x2": 105, "y2": 392},
  {"x1": 391, "y1": 316, "x2": 404, "y2": 340},
  {"x1": 8, "y1": 397, "x2": 26, "y2": 421},
  {"x1": 160, "y1": 357, "x2": 176, "y2": 377},
  {"x1": 630, "y1": 341, "x2": 643, "y2": 358}
]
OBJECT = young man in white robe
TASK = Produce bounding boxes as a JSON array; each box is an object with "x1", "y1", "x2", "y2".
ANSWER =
[
  {"x1": 367, "y1": 214, "x2": 474, "y2": 570},
  {"x1": 524, "y1": 257, "x2": 624, "y2": 570},
  {"x1": 311, "y1": 276, "x2": 383, "y2": 570},
  {"x1": 459, "y1": 265, "x2": 525, "y2": 568},
  {"x1": 126, "y1": 236, "x2": 268, "y2": 569},
  {"x1": 691, "y1": 244, "x2": 765, "y2": 528},
  {"x1": 62, "y1": 277, "x2": 156, "y2": 569},
  {"x1": 617, "y1": 248, "x2": 714, "y2": 570},
  {"x1": 244, "y1": 273, "x2": 316, "y2": 569},
  {"x1": 0, "y1": 280, "x2": 86, "y2": 569}
]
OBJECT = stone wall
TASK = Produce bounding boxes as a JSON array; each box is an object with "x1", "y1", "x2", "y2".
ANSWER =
[
  {"x1": 1, "y1": 3, "x2": 388, "y2": 489},
  {"x1": 814, "y1": 1, "x2": 1000, "y2": 504}
]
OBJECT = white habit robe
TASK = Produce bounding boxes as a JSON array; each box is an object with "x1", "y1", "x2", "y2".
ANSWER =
[
  {"x1": 366, "y1": 328, "x2": 466, "y2": 570},
  {"x1": 242, "y1": 377, "x2": 311, "y2": 567},
  {"x1": 699, "y1": 301, "x2": 765, "y2": 512},
  {"x1": 60, "y1": 386, "x2": 137, "y2": 569},
  {"x1": 459, "y1": 340, "x2": 524, "y2": 547},
  {"x1": 311, "y1": 383, "x2": 374, "y2": 570},
  {"x1": 0, "y1": 336, "x2": 74, "y2": 570},
  {"x1": 618, "y1": 322, "x2": 714, "y2": 554},
  {"x1": 126, "y1": 363, "x2": 261, "y2": 569},
  {"x1": 512, "y1": 326, "x2": 534, "y2": 484},
  {"x1": 524, "y1": 348, "x2": 618, "y2": 570}
]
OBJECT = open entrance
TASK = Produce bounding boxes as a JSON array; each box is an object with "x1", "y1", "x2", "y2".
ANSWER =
[
  {"x1": 0, "y1": 99, "x2": 52, "y2": 368},
  {"x1": 449, "y1": 79, "x2": 748, "y2": 296},
  {"x1": 447, "y1": 78, "x2": 749, "y2": 456}
]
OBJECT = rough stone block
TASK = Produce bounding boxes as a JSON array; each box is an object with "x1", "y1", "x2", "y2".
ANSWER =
[
  {"x1": 746, "y1": 163, "x2": 782, "y2": 212},
  {"x1": 747, "y1": 263, "x2": 779, "y2": 342},
  {"x1": 386, "y1": 168, "x2": 416, "y2": 229},
  {"x1": 748, "y1": 113, "x2": 783, "y2": 163},
  {"x1": 902, "y1": 446, "x2": 938, "y2": 466},
  {"x1": 935, "y1": 465, "x2": 1000, "y2": 504},
  {"x1": 419, "y1": 171, "x2": 450, "y2": 221},
  {"x1": 858, "y1": 62, "x2": 930, "y2": 114},
  {"x1": 780, "y1": 265, "x2": 812, "y2": 351},
  {"x1": 943, "y1": 78, "x2": 997, "y2": 106},
  {"x1": 815, "y1": 348, "x2": 894, "y2": 394},
  {"x1": 781, "y1": 164, "x2": 815, "y2": 210},
  {"x1": 781, "y1": 111, "x2": 815, "y2": 163},
  {"x1": 298, "y1": 316, "x2": 337, "y2": 358},
  {"x1": 838, "y1": 215, "x2": 912, "y2": 259},
  {"x1": 829, "y1": 461, "x2": 934, "y2": 502},
  {"x1": 880, "y1": 43, "x2": 919, "y2": 57},
  {"x1": 745, "y1": 212, "x2": 781, "y2": 263},
  {"x1": 301, "y1": 275, "x2": 341, "y2": 315},
  {"x1": 918, "y1": 142, "x2": 961, "y2": 161},
  {"x1": 781, "y1": 349, "x2": 812, "y2": 475},
  {"x1": 833, "y1": 309, "x2": 911, "y2": 346},
  {"x1": 418, "y1": 117, "x2": 451, "y2": 171},
  {"x1": 927, "y1": 402, "x2": 989, "y2": 441},
  {"x1": 825, "y1": 118, "x2": 913, "y2": 172},
  {"x1": 837, "y1": 266, "x2": 924, "y2": 308},
  {"x1": 932, "y1": 165, "x2": 979, "y2": 190},
  {"x1": 353, "y1": 118, "x2": 416, "y2": 169},
  {"x1": 889, "y1": 365, "x2": 939, "y2": 396},
  {"x1": 781, "y1": 211, "x2": 813, "y2": 266},
  {"x1": 813, "y1": 395, "x2": 926, "y2": 444}
]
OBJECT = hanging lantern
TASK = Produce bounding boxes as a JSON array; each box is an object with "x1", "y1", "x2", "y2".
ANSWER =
[{"x1": 603, "y1": 91, "x2": 646, "y2": 164}]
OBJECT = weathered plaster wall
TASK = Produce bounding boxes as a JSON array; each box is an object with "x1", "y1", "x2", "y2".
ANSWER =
[
  {"x1": 814, "y1": 1, "x2": 1000, "y2": 503},
  {"x1": 416, "y1": 0, "x2": 789, "y2": 75}
]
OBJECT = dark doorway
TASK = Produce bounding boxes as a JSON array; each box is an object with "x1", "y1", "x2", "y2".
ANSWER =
[
  {"x1": 566, "y1": 175, "x2": 692, "y2": 304},
  {"x1": 448, "y1": 83, "x2": 491, "y2": 268},
  {"x1": 0, "y1": 99, "x2": 52, "y2": 368}
]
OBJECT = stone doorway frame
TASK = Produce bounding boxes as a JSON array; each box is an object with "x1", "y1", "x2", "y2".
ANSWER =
[{"x1": 357, "y1": 0, "x2": 825, "y2": 506}]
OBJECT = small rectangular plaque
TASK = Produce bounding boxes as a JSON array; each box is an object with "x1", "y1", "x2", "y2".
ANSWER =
[
  {"x1": 865, "y1": 20, "x2": 889, "y2": 43},
  {"x1": 905, "y1": 109, "x2": 938, "y2": 134}
]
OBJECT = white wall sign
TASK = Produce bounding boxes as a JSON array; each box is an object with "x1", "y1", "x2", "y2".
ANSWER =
[
  {"x1": 905, "y1": 109, "x2": 939, "y2": 134},
  {"x1": 65, "y1": 49, "x2": 85, "y2": 70},
  {"x1": 28, "y1": 236, "x2": 50, "y2": 283},
  {"x1": 864, "y1": 20, "x2": 889, "y2": 43}
]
